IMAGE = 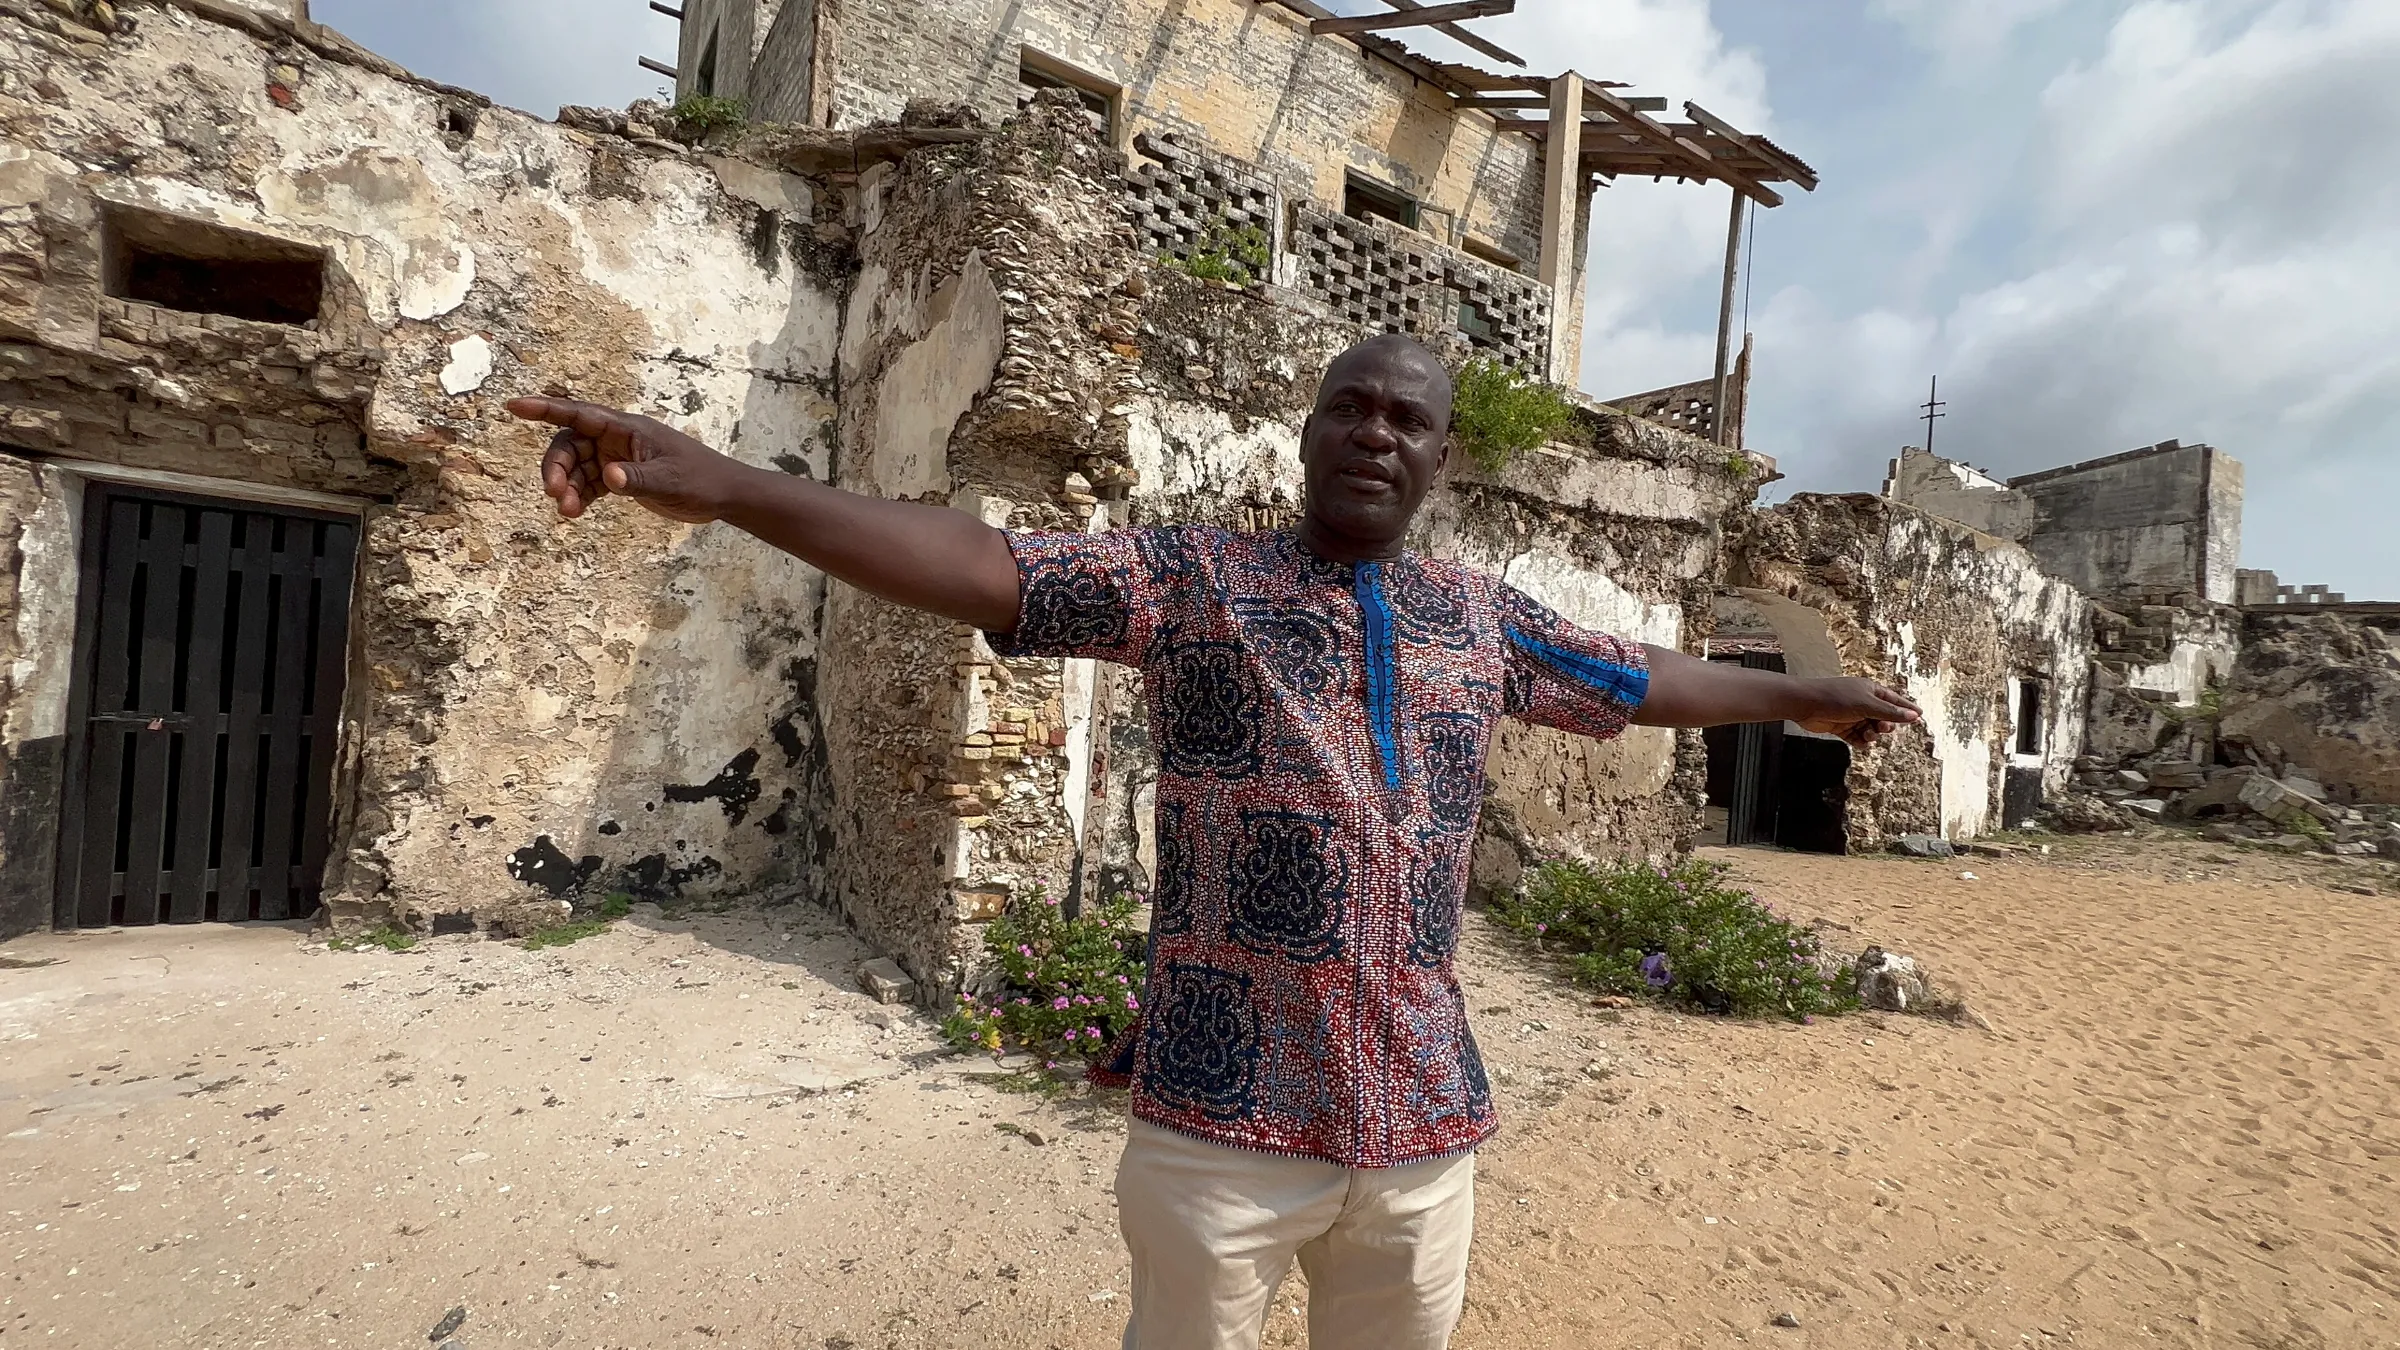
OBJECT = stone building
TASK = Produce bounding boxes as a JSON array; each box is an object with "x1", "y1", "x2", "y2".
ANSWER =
[
  {"x1": 1707, "y1": 497, "x2": 2093, "y2": 852},
  {"x1": 0, "y1": 0, "x2": 1771, "y2": 997},
  {"x1": 665, "y1": 0, "x2": 1815, "y2": 423}
]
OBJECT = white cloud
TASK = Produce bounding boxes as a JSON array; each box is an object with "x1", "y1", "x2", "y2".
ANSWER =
[
  {"x1": 1871, "y1": 0, "x2": 2081, "y2": 60},
  {"x1": 1747, "y1": 0, "x2": 2400, "y2": 594}
]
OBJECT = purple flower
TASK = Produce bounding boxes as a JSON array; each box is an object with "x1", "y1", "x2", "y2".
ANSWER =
[
  {"x1": 1018, "y1": 945, "x2": 1034, "y2": 959},
  {"x1": 1052, "y1": 996, "x2": 1072, "y2": 1011},
  {"x1": 1802, "y1": 1014, "x2": 1817, "y2": 1025},
  {"x1": 1535, "y1": 923, "x2": 1548, "y2": 935},
  {"x1": 1116, "y1": 974, "x2": 1129, "y2": 985},
  {"x1": 1085, "y1": 1025, "x2": 1101, "y2": 1039},
  {"x1": 1640, "y1": 952, "x2": 1673, "y2": 989},
  {"x1": 1044, "y1": 893, "x2": 1059, "y2": 906},
  {"x1": 1061, "y1": 1028, "x2": 1079, "y2": 1041},
  {"x1": 1125, "y1": 994, "x2": 1139, "y2": 1010}
]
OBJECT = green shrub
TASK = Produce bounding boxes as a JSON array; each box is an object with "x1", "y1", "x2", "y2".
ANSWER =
[
  {"x1": 671, "y1": 94, "x2": 748, "y2": 137},
  {"x1": 598, "y1": 892, "x2": 634, "y2": 920},
  {"x1": 1450, "y1": 357, "x2": 1575, "y2": 472},
  {"x1": 329, "y1": 924, "x2": 416, "y2": 953},
  {"x1": 942, "y1": 886, "x2": 1146, "y2": 1064},
  {"x1": 1494, "y1": 857, "x2": 1855, "y2": 1022},
  {"x1": 522, "y1": 919, "x2": 613, "y2": 950}
]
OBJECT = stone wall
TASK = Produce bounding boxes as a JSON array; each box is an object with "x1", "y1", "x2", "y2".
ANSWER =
[
  {"x1": 1738, "y1": 495, "x2": 2094, "y2": 848},
  {"x1": 0, "y1": 0, "x2": 847, "y2": 937},
  {"x1": 2008, "y1": 440, "x2": 2242, "y2": 606},
  {"x1": 2220, "y1": 608, "x2": 2400, "y2": 805}
]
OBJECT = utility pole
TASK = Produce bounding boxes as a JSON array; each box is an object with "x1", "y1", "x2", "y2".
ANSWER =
[{"x1": 1920, "y1": 376, "x2": 1946, "y2": 457}]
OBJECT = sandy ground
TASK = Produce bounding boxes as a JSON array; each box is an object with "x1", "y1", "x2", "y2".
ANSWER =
[{"x1": 1, "y1": 837, "x2": 2394, "y2": 1350}]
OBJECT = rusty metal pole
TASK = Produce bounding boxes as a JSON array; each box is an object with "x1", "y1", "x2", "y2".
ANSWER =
[{"x1": 1709, "y1": 185, "x2": 1744, "y2": 445}]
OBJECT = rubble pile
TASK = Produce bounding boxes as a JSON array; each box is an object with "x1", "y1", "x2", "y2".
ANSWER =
[{"x1": 2061, "y1": 756, "x2": 2400, "y2": 859}]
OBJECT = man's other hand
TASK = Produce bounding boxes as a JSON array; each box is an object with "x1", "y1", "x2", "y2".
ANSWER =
[
  {"x1": 1795, "y1": 678, "x2": 1923, "y2": 748},
  {"x1": 507, "y1": 397, "x2": 749, "y2": 524}
]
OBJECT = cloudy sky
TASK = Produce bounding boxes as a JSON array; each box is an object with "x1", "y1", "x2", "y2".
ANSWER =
[{"x1": 314, "y1": 0, "x2": 2398, "y2": 598}]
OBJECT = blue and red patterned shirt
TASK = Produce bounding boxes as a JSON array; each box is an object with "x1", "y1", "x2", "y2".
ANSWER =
[{"x1": 990, "y1": 526, "x2": 1650, "y2": 1168}]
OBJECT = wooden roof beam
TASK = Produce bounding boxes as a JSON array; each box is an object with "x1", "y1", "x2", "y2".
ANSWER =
[
  {"x1": 1373, "y1": 0, "x2": 1524, "y2": 67},
  {"x1": 1683, "y1": 100, "x2": 1819, "y2": 191},
  {"x1": 1581, "y1": 85, "x2": 1783, "y2": 206},
  {"x1": 1314, "y1": 0, "x2": 1515, "y2": 38}
]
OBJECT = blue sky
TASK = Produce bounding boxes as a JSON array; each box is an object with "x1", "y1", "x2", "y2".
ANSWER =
[{"x1": 312, "y1": 0, "x2": 2399, "y2": 598}]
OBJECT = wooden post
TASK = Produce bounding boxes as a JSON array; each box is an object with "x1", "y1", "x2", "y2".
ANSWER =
[
  {"x1": 1709, "y1": 186, "x2": 1744, "y2": 444},
  {"x1": 1538, "y1": 71, "x2": 1585, "y2": 385}
]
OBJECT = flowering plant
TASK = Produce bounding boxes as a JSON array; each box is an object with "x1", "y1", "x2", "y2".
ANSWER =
[
  {"x1": 941, "y1": 886, "x2": 1148, "y2": 1063},
  {"x1": 1495, "y1": 856, "x2": 1855, "y2": 1021}
]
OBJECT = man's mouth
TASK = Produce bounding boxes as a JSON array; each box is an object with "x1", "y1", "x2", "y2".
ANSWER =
[{"x1": 1337, "y1": 460, "x2": 1397, "y2": 489}]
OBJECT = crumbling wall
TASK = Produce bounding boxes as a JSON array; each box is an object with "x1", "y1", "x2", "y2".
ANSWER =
[
  {"x1": 0, "y1": 0, "x2": 848, "y2": 933},
  {"x1": 1739, "y1": 495, "x2": 2093, "y2": 847},
  {"x1": 2220, "y1": 609, "x2": 2400, "y2": 805},
  {"x1": 801, "y1": 0, "x2": 1552, "y2": 267},
  {"x1": 816, "y1": 96, "x2": 1148, "y2": 985}
]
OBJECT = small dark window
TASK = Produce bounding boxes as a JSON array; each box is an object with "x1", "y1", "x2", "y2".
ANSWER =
[
  {"x1": 1456, "y1": 298, "x2": 1497, "y2": 343},
  {"x1": 2014, "y1": 677, "x2": 2046, "y2": 756},
  {"x1": 1018, "y1": 51, "x2": 1117, "y2": 140},
  {"x1": 1345, "y1": 174, "x2": 1421, "y2": 231},
  {"x1": 441, "y1": 104, "x2": 480, "y2": 138},
  {"x1": 103, "y1": 207, "x2": 325, "y2": 326},
  {"x1": 695, "y1": 28, "x2": 720, "y2": 97}
]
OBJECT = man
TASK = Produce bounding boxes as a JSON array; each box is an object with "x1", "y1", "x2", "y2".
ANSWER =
[{"x1": 509, "y1": 334, "x2": 1919, "y2": 1350}]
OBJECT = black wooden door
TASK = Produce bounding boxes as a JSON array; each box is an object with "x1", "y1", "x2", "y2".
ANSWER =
[
  {"x1": 1722, "y1": 652, "x2": 1787, "y2": 848},
  {"x1": 54, "y1": 486, "x2": 358, "y2": 928}
]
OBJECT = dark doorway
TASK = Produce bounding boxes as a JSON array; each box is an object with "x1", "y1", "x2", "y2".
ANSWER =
[
  {"x1": 1702, "y1": 652, "x2": 1850, "y2": 854},
  {"x1": 54, "y1": 485, "x2": 359, "y2": 928}
]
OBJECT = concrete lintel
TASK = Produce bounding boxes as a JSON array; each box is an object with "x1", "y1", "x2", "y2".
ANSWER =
[{"x1": 38, "y1": 458, "x2": 376, "y2": 515}]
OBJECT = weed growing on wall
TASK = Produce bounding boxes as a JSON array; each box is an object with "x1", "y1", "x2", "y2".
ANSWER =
[
  {"x1": 671, "y1": 95, "x2": 748, "y2": 138},
  {"x1": 1163, "y1": 218, "x2": 1272, "y2": 285},
  {"x1": 1494, "y1": 857, "x2": 1856, "y2": 1021},
  {"x1": 1451, "y1": 357, "x2": 1575, "y2": 472},
  {"x1": 942, "y1": 887, "x2": 1147, "y2": 1063}
]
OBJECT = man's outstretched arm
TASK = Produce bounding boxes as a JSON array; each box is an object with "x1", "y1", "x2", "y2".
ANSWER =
[
  {"x1": 508, "y1": 398, "x2": 1021, "y2": 632},
  {"x1": 1636, "y1": 644, "x2": 1922, "y2": 747}
]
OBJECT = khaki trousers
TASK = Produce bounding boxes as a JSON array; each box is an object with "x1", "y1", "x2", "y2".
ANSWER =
[{"x1": 1115, "y1": 1117, "x2": 1477, "y2": 1350}]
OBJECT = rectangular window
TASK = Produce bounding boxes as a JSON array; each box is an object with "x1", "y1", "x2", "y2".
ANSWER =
[
  {"x1": 1344, "y1": 173, "x2": 1421, "y2": 231},
  {"x1": 1019, "y1": 50, "x2": 1119, "y2": 141},
  {"x1": 695, "y1": 28, "x2": 720, "y2": 96},
  {"x1": 2014, "y1": 676, "x2": 2046, "y2": 756},
  {"x1": 103, "y1": 207, "x2": 325, "y2": 327}
]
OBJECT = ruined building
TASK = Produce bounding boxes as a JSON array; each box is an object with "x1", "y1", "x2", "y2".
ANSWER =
[
  {"x1": 4, "y1": 0, "x2": 2374, "y2": 986},
  {"x1": 667, "y1": 0, "x2": 1814, "y2": 429},
  {"x1": 0, "y1": 0, "x2": 1785, "y2": 992}
]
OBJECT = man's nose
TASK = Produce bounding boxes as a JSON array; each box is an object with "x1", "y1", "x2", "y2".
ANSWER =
[{"x1": 1352, "y1": 416, "x2": 1398, "y2": 450}]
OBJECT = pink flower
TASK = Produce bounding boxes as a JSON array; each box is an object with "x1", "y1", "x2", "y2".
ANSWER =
[
  {"x1": 1125, "y1": 995, "x2": 1140, "y2": 1010},
  {"x1": 1018, "y1": 945, "x2": 1034, "y2": 959},
  {"x1": 1073, "y1": 995, "x2": 1091, "y2": 1007},
  {"x1": 1044, "y1": 893, "x2": 1059, "y2": 906},
  {"x1": 1535, "y1": 923, "x2": 1548, "y2": 934},
  {"x1": 1052, "y1": 996, "x2": 1071, "y2": 1011},
  {"x1": 1062, "y1": 1028, "x2": 1079, "y2": 1041},
  {"x1": 1085, "y1": 1026, "x2": 1101, "y2": 1039},
  {"x1": 1116, "y1": 974, "x2": 1129, "y2": 985}
]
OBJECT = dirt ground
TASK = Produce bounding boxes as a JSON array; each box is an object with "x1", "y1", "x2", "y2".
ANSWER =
[{"x1": 1, "y1": 837, "x2": 2395, "y2": 1350}]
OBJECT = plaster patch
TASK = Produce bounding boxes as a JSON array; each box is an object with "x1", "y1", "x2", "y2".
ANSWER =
[
  {"x1": 439, "y1": 334, "x2": 494, "y2": 396},
  {"x1": 870, "y1": 252, "x2": 1004, "y2": 501}
]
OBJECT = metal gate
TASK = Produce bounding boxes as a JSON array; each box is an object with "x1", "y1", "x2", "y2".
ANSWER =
[{"x1": 54, "y1": 485, "x2": 358, "y2": 928}]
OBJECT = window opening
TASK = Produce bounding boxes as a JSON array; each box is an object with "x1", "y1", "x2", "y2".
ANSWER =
[
  {"x1": 102, "y1": 207, "x2": 325, "y2": 327},
  {"x1": 1018, "y1": 51, "x2": 1118, "y2": 141},
  {"x1": 2014, "y1": 676, "x2": 2046, "y2": 756},
  {"x1": 1344, "y1": 174, "x2": 1421, "y2": 231}
]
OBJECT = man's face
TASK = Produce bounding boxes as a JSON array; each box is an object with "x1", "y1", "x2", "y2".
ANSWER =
[{"x1": 1299, "y1": 345, "x2": 1452, "y2": 551}]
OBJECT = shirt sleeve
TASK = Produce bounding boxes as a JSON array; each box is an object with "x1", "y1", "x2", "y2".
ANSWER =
[
  {"x1": 1499, "y1": 584, "x2": 1651, "y2": 739},
  {"x1": 984, "y1": 527, "x2": 1180, "y2": 665}
]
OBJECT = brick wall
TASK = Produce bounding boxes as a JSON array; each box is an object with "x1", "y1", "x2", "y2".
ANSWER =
[{"x1": 809, "y1": 0, "x2": 1549, "y2": 266}]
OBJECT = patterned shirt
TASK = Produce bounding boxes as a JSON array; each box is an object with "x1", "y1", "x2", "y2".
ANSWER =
[{"x1": 989, "y1": 526, "x2": 1650, "y2": 1168}]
